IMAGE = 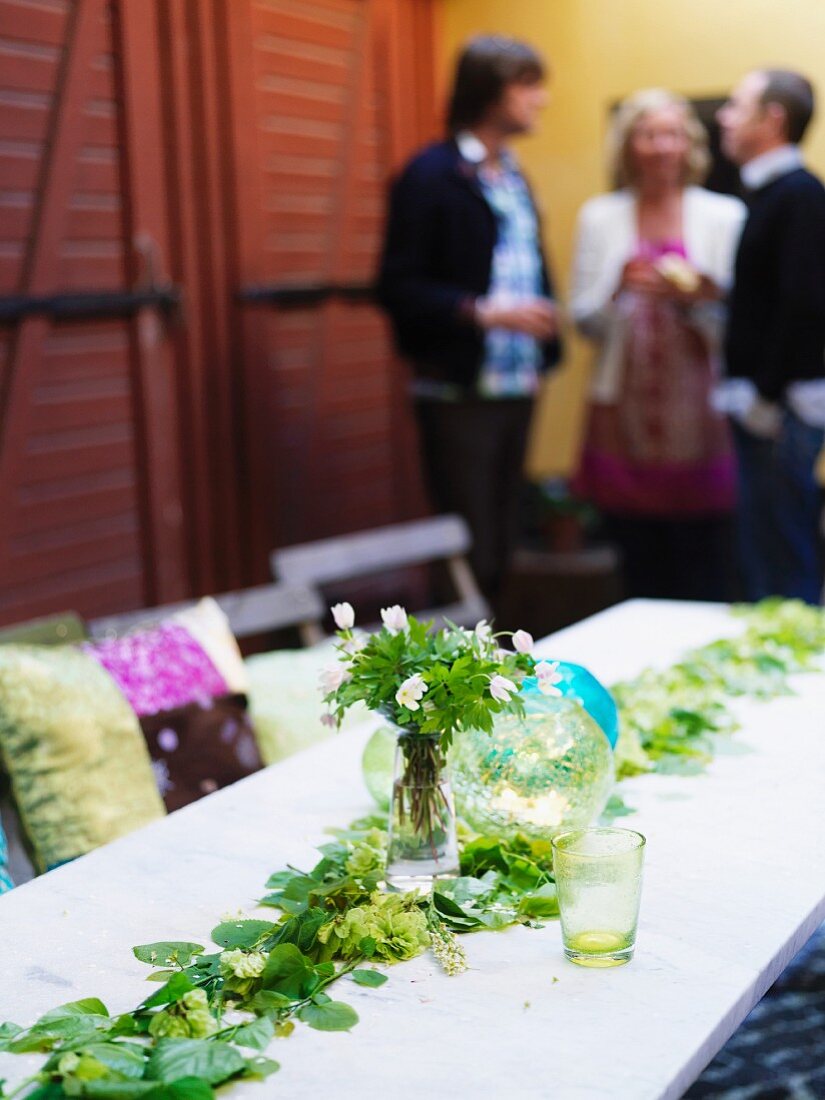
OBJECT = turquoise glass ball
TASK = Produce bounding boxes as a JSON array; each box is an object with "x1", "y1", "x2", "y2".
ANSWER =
[
  {"x1": 522, "y1": 660, "x2": 619, "y2": 748},
  {"x1": 450, "y1": 693, "x2": 615, "y2": 840}
]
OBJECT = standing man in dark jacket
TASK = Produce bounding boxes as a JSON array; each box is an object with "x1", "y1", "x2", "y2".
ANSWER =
[
  {"x1": 717, "y1": 70, "x2": 825, "y2": 603},
  {"x1": 378, "y1": 36, "x2": 561, "y2": 601}
]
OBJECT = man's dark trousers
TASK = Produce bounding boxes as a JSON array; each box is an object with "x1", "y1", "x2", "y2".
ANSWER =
[
  {"x1": 732, "y1": 411, "x2": 824, "y2": 603},
  {"x1": 414, "y1": 397, "x2": 533, "y2": 600}
]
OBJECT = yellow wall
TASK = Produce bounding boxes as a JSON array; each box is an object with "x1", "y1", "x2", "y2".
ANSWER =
[{"x1": 441, "y1": 0, "x2": 825, "y2": 477}]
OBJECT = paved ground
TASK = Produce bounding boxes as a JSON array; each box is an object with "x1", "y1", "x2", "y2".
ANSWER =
[{"x1": 685, "y1": 924, "x2": 825, "y2": 1098}]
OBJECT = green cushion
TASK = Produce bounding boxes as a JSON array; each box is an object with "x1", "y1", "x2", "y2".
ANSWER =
[
  {"x1": 0, "y1": 612, "x2": 86, "y2": 647},
  {"x1": 245, "y1": 644, "x2": 367, "y2": 766},
  {"x1": 0, "y1": 646, "x2": 166, "y2": 872}
]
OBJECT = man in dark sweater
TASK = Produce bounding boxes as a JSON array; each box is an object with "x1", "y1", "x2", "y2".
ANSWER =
[
  {"x1": 718, "y1": 70, "x2": 825, "y2": 603},
  {"x1": 378, "y1": 37, "x2": 561, "y2": 600}
]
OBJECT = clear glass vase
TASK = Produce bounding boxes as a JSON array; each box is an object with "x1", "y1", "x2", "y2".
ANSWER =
[{"x1": 385, "y1": 729, "x2": 459, "y2": 892}]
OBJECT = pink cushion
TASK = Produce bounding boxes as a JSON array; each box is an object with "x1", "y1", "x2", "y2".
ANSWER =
[{"x1": 83, "y1": 623, "x2": 228, "y2": 717}]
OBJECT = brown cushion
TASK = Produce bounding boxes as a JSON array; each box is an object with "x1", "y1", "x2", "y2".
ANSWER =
[{"x1": 139, "y1": 693, "x2": 263, "y2": 812}]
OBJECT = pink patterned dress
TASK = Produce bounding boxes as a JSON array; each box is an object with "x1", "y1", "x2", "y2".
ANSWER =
[{"x1": 575, "y1": 239, "x2": 735, "y2": 515}]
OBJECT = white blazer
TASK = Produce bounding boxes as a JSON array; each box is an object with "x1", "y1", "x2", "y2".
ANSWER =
[{"x1": 569, "y1": 186, "x2": 747, "y2": 403}]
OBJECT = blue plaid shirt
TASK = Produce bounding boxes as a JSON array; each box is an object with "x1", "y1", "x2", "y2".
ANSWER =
[
  {"x1": 476, "y1": 152, "x2": 544, "y2": 398},
  {"x1": 411, "y1": 135, "x2": 546, "y2": 402}
]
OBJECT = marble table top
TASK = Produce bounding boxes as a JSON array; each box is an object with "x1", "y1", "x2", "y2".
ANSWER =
[{"x1": 2, "y1": 599, "x2": 825, "y2": 1100}]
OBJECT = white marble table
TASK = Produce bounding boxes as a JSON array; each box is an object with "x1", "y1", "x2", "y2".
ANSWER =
[{"x1": 3, "y1": 599, "x2": 825, "y2": 1100}]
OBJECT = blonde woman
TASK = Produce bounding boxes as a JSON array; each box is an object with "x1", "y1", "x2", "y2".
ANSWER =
[{"x1": 571, "y1": 88, "x2": 746, "y2": 599}]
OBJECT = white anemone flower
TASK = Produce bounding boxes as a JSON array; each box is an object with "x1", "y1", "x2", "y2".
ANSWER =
[
  {"x1": 535, "y1": 660, "x2": 563, "y2": 696},
  {"x1": 319, "y1": 664, "x2": 349, "y2": 694},
  {"x1": 380, "y1": 605, "x2": 408, "y2": 634},
  {"x1": 331, "y1": 602, "x2": 355, "y2": 630},
  {"x1": 395, "y1": 673, "x2": 428, "y2": 711},
  {"x1": 489, "y1": 674, "x2": 517, "y2": 703}
]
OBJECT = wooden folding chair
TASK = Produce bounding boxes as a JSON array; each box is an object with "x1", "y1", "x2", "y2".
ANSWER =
[
  {"x1": 270, "y1": 514, "x2": 490, "y2": 645},
  {"x1": 87, "y1": 582, "x2": 324, "y2": 642}
]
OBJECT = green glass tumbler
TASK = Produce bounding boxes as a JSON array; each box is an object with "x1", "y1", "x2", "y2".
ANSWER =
[{"x1": 551, "y1": 827, "x2": 646, "y2": 968}]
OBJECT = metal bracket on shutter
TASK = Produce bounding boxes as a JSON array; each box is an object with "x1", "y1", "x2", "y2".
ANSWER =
[
  {"x1": 238, "y1": 282, "x2": 375, "y2": 307},
  {"x1": 0, "y1": 234, "x2": 183, "y2": 324},
  {"x1": 0, "y1": 287, "x2": 182, "y2": 323}
]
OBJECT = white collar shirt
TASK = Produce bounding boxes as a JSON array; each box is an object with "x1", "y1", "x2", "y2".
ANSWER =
[{"x1": 740, "y1": 144, "x2": 804, "y2": 191}]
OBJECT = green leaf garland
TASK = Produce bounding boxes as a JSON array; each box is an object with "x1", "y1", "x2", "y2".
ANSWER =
[{"x1": 2, "y1": 600, "x2": 823, "y2": 1099}]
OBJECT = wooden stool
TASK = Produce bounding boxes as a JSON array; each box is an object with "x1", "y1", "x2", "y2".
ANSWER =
[{"x1": 497, "y1": 546, "x2": 623, "y2": 637}]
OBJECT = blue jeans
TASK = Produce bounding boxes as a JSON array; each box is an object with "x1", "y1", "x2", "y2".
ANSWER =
[{"x1": 732, "y1": 411, "x2": 825, "y2": 603}]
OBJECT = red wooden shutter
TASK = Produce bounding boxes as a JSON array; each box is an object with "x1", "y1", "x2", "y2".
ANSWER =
[
  {"x1": 0, "y1": 0, "x2": 189, "y2": 624},
  {"x1": 0, "y1": 0, "x2": 440, "y2": 626},
  {"x1": 224, "y1": 0, "x2": 438, "y2": 567}
]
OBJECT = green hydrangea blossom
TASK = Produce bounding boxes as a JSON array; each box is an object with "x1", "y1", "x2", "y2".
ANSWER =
[
  {"x1": 220, "y1": 948, "x2": 267, "y2": 979},
  {"x1": 147, "y1": 1013, "x2": 190, "y2": 1039},
  {"x1": 57, "y1": 1052, "x2": 108, "y2": 1082},
  {"x1": 148, "y1": 987, "x2": 217, "y2": 1039},
  {"x1": 318, "y1": 891, "x2": 429, "y2": 963},
  {"x1": 344, "y1": 828, "x2": 386, "y2": 881},
  {"x1": 219, "y1": 948, "x2": 268, "y2": 997}
]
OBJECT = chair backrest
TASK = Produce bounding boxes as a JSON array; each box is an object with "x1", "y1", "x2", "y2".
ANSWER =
[
  {"x1": 87, "y1": 582, "x2": 325, "y2": 642},
  {"x1": 271, "y1": 514, "x2": 490, "y2": 644}
]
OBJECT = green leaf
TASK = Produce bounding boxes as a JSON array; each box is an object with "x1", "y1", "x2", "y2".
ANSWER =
[
  {"x1": 260, "y1": 944, "x2": 318, "y2": 1000},
  {"x1": 19, "y1": 1086, "x2": 66, "y2": 1100},
  {"x1": 297, "y1": 1001, "x2": 359, "y2": 1032},
  {"x1": 146, "y1": 1039, "x2": 246, "y2": 1086},
  {"x1": 517, "y1": 884, "x2": 560, "y2": 919},
  {"x1": 144, "y1": 970, "x2": 177, "y2": 983},
  {"x1": 150, "y1": 1081, "x2": 214, "y2": 1100},
  {"x1": 9, "y1": 1004, "x2": 111, "y2": 1053},
  {"x1": 183, "y1": 954, "x2": 222, "y2": 979},
  {"x1": 141, "y1": 973, "x2": 195, "y2": 1009},
  {"x1": 432, "y1": 892, "x2": 483, "y2": 929},
  {"x1": 45, "y1": 1041, "x2": 147, "y2": 1081},
  {"x1": 133, "y1": 944, "x2": 204, "y2": 969},
  {"x1": 56, "y1": 1070, "x2": 214, "y2": 1099},
  {"x1": 459, "y1": 838, "x2": 510, "y2": 877},
  {"x1": 0, "y1": 1022, "x2": 22, "y2": 1051},
  {"x1": 351, "y1": 969, "x2": 388, "y2": 988},
  {"x1": 601, "y1": 794, "x2": 636, "y2": 821},
  {"x1": 210, "y1": 920, "x2": 274, "y2": 950},
  {"x1": 435, "y1": 875, "x2": 493, "y2": 907},
  {"x1": 240, "y1": 1057, "x2": 280, "y2": 1080},
  {"x1": 265, "y1": 870, "x2": 296, "y2": 890},
  {"x1": 267, "y1": 875, "x2": 316, "y2": 915},
  {"x1": 654, "y1": 755, "x2": 708, "y2": 776},
  {"x1": 60, "y1": 1081, "x2": 158, "y2": 1099},
  {"x1": 263, "y1": 908, "x2": 330, "y2": 957},
  {"x1": 40, "y1": 999, "x2": 109, "y2": 1021},
  {"x1": 358, "y1": 937, "x2": 377, "y2": 958},
  {"x1": 107, "y1": 1016, "x2": 142, "y2": 1039},
  {"x1": 502, "y1": 855, "x2": 546, "y2": 893},
  {"x1": 475, "y1": 908, "x2": 516, "y2": 931},
  {"x1": 80, "y1": 1042, "x2": 147, "y2": 1080},
  {"x1": 244, "y1": 990, "x2": 292, "y2": 1016},
  {"x1": 230, "y1": 1016, "x2": 275, "y2": 1052}
]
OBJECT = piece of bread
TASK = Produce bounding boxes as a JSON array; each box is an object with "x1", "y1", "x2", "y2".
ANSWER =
[{"x1": 654, "y1": 252, "x2": 701, "y2": 293}]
